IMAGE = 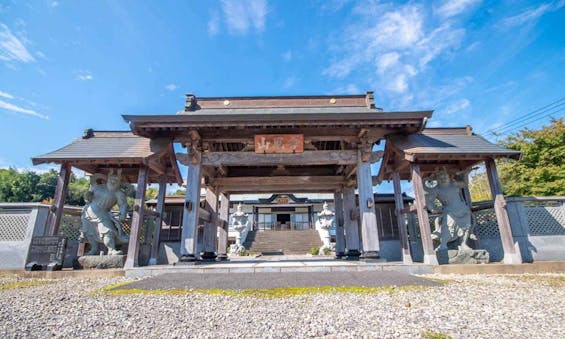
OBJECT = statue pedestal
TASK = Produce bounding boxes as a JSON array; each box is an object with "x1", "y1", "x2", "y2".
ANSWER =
[
  {"x1": 437, "y1": 248, "x2": 490, "y2": 264},
  {"x1": 74, "y1": 255, "x2": 126, "y2": 269}
]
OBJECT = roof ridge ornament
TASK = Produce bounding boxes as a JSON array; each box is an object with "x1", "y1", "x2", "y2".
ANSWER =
[{"x1": 185, "y1": 93, "x2": 198, "y2": 111}]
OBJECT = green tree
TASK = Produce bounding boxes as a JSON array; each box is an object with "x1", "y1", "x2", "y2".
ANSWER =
[{"x1": 498, "y1": 118, "x2": 565, "y2": 196}]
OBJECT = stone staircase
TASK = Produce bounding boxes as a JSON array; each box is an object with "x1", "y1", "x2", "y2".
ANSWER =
[{"x1": 243, "y1": 230, "x2": 322, "y2": 255}]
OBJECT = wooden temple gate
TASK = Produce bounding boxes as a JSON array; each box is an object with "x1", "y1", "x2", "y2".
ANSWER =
[{"x1": 33, "y1": 92, "x2": 523, "y2": 267}]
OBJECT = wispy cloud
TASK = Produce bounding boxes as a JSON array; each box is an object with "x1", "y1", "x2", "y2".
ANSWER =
[
  {"x1": 500, "y1": 2, "x2": 561, "y2": 28},
  {"x1": 282, "y1": 76, "x2": 296, "y2": 89},
  {"x1": 323, "y1": 2, "x2": 474, "y2": 105},
  {"x1": 49, "y1": 1, "x2": 59, "y2": 8},
  {"x1": 219, "y1": 0, "x2": 268, "y2": 35},
  {"x1": 0, "y1": 90, "x2": 14, "y2": 99},
  {"x1": 0, "y1": 24, "x2": 35, "y2": 63},
  {"x1": 282, "y1": 50, "x2": 292, "y2": 62},
  {"x1": 76, "y1": 70, "x2": 93, "y2": 81},
  {"x1": 441, "y1": 98, "x2": 471, "y2": 115},
  {"x1": 435, "y1": 0, "x2": 481, "y2": 19},
  {"x1": 165, "y1": 83, "x2": 177, "y2": 91},
  {"x1": 0, "y1": 98, "x2": 48, "y2": 120},
  {"x1": 208, "y1": 11, "x2": 220, "y2": 36}
]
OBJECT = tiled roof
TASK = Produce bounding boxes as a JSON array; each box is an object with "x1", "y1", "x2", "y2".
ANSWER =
[
  {"x1": 388, "y1": 128, "x2": 521, "y2": 160},
  {"x1": 32, "y1": 131, "x2": 153, "y2": 164}
]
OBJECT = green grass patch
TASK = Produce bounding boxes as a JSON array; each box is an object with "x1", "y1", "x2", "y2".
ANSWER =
[
  {"x1": 0, "y1": 280, "x2": 54, "y2": 291},
  {"x1": 98, "y1": 283, "x2": 429, "y2": 298},
  {"x1": 513, "y1": 275, "x2": 565, "y2": 288},
  {"x1": 421, "y1": 329, "x2": 453, "y2": 339}
]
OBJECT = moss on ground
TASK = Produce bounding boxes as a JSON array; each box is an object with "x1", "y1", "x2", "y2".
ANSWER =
[
  {"x1": 421, "y1": 329, "x2": 453, "y2": 339},
  {"x1": 98, "y1": 282, "x2": 430, "y2": 298},
  {"x1": 0, "y1": 280, "x2": 54, "y2": 291},
  {"x1": 513, "y1": 274, "x2": 565, "y2": 288}
]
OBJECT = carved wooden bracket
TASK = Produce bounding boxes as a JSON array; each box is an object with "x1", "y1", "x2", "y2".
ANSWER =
[{"x1": 358, "y1": 137, "x2": 375, "y2": 162}]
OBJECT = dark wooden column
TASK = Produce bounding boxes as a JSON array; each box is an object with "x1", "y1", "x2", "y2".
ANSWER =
[
  {"x1": 124, "y1": 166, "x2": 148, "y2": 269},
  {"x1": 179, "y1": 162, "x2": 202, "y2": 262},
  {"x1": 392, "y1": 171, "x2": 413, "y2": 264},
  {"x1": 485, "y1": 158, "x2": 522, "y2": 264},
  {"x1": 202, "y1": 187, "x2": 218, "y2": 261},
  {"x1": 217, "y1": 193, "x2": 230, "y2": 261},
  {"x1": 410, "y1": 163, "x2": 439, "y2": 265},
  {"x1": 357, "y1": 155, "x2": 380, "y2": 259},
  {"x1": 343, "y1": 186, "x2": 360, "y2": 259},
  {"x1": 149, "y1": 175, "x2": 167, "y2": 266},
  {"x1": 46, "y1": 162, "x2": 71, "y2": 235},
  {"x1": 334, "y1": 191, "x2": 346, "y2": 258}
]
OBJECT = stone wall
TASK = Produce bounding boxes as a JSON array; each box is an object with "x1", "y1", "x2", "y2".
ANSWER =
[{"x1": 0, "y1": 203, "x2": 49, "y2": 269}]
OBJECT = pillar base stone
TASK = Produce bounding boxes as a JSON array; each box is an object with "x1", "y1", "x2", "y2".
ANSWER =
[
  {"x1": 503, "y1": 252, "x2": 522, "y2": 265},
  {"x1": 216, "y1": 254, "x2": 229, "y2": 261},
  {"x1": 423, "y1": 254, "x2": 439, "y2": 265},
  {"x1": 345, "y1": 249, "x2": 361, "y2": 260},
  {"x1": 335, "y1": 252, "x2": 346, "y2": 259},
  {"x1": 178, "y1": 254, "x2": 197, "y2": 263},
  {"x1": 201, "y1": 252, "x2": 217, "y2": 261}
]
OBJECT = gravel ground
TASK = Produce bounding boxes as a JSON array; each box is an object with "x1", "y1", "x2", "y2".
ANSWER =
[{"x1": 0, "y1": 273, "x2": 563, "y2": 338}]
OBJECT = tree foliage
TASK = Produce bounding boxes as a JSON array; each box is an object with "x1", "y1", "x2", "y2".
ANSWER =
[
  {"x1": 469, "y1": 118, "x2": 565, "y2": 199},
  {"x1": 498, "y1": 118, "x2": 565, "y2": 196}
]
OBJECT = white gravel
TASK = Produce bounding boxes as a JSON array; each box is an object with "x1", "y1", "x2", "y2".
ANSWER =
[{"x1": 1, "y1": 273, "x2": 563, "y2": 338}]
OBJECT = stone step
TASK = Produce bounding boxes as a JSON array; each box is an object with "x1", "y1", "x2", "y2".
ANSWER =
[{"x1": 244, "y1": 230, "x2": 323, "y2": 254}]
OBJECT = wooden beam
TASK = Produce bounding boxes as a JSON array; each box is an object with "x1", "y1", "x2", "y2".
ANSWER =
[
  {"x1": 149, "y1": 175, "x2": 167, "y2": 266},
  {"x1": 202, "y1": 188, "x2": 218, "y2": 260},
  {"x1": 485, "y1": 158, "x2": 522, "y2": 264},
  {"x1": 46, "y1": 162, "x2": 71, "y2": 235},
  {"x1": 201, "y1": 150, "x2": 358, "y2": 166},
  {"x1": 393, "y1": 172, "x2": 413, "y2": 264},
  {"x1": 124, "y1": 165, "x2": 148, "y2": 268},
  {"x1": 179, "y1": 162, "x2": 202, "y2": 261},
  {"x1": 410, "y1": 163, "x2": 438, "y2": 265},
  {"x1": 357, "y1": 156, "x2": 380, "y2": 259},
  {"x1": 217, "y1": 193, "x2": 230, "y2": 261}
]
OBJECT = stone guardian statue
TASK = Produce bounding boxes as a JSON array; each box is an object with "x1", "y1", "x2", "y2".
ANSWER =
[
  {"x1": 424, "y1": 168, "x2": 488, "y2": 264},
  {"x1": 79, "y1": 169, "x2": 130, "y2": 255},
  {"x1": 315, "y1": 202, "x2": 335, "y2": 253}
]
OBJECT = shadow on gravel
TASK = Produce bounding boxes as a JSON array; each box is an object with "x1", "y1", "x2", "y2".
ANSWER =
[{"x1": 110, "y1": 271, "x2": 441, "y2": 294}]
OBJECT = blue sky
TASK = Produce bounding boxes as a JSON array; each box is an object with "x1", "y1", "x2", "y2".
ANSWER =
[{"x1": 1, "y1": 0, "x2": 564, "y2": 184}]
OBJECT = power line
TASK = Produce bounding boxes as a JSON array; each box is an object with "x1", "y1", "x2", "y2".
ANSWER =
[
  {"x1": 497, "y1": 107, "x2": 565, "y2": 135},
  {"x1": 494, "y1": 101, "x2": 565, "y2": 134},
  {"x1": 487, "y1": 97, "x2": 565, "y2": 135}
]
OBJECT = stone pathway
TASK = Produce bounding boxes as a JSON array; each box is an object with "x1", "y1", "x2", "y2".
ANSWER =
[{"x1": 115, "y1": 270, "x2": 440, "y2": 291}]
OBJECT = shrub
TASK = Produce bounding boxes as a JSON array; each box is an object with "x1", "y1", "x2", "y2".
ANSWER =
[{"x1": 309, "y1": 247, "x2": 319, "y2": 255}]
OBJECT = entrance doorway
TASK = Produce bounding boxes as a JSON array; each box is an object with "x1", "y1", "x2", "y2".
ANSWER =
[{"x1": 277, "y1": 213, "x2": 291, "y2": 230}]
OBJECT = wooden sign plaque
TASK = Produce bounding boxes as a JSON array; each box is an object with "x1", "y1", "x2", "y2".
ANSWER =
[{"x1": 254, "y1": 134, "x2": 304, "y2": 154}]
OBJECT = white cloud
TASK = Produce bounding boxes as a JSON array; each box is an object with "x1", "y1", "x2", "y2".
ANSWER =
[
  {"x1": 76, "y1": 71, "x2": 93, "y2": 81},
  {"x1": 282, "y1": 76, "x2": 296, "y2": 89},
  {"x1": 0, "y1": 99, "x2": 48, "y2": 119},
  {"x1": 220, "y1": 0, "x2": 267, "y2": 35},
  {"x1": 165, "y1": 83, "x2": 177, "y2": 91},
  {"x1": 282, "y1": 50, "x2": 292, "y2": 62},
  {"x1": 376, "y1": 52, "x2": 400, "y2": 74},
  {"x1": 332, "y1": 84, "x2": 361, "y2": 95},
  {"x1": 50, "y1": 1, "x2": 59, "y2": 8},
  {"x1": 208, "y1": 11, "x2": 220, "y2": 36},
  {"x1": 0, "y1": 90, "x2": 14, "y2": 99},
  {"x1": 0, "y1": 24, "x2": 35, "y2": 63},
  {"x1": 435, "y1": 0, "x2": 481, "y2": 19},
  {"x1": 441, "y1": 98, "x2": 471, "y2": 115},
  {"x1": 323, "y1": 2, "x2": 470, "y2": 105},
  {"x1": 500, "y1": 3, "x2": 556, "y2": 28}
]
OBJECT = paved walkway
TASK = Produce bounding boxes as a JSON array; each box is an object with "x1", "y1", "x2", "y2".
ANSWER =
[{"x1": 116, "y1": 270, "x2": 439, "y2": 290}]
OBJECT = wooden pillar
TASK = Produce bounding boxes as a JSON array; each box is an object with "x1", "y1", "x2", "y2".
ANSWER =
[
  {"x1": 217, "y1": 193, "x2": 230, "y2": 261},
  {"x1": 334, "y1": 191, "x2": 346, "y2": 258},
  {"x1": 357, "y1": 158, "x2": 380, "y2": 259},
  {"x1": 485, "y1": 158, "x2": 522, "y2": 264},
  {"x1": 179, "y1": 162, "x2": 202, "y2": 262},
  {"x1": 410, "y1": 163, "x2": 439, "y2": 265},
  {"x1": 202, "y1": 187, "x2": 218, "y2": 261},
  {"x1": 124, "y1": 166, "x2": 148, "y2": 269},
  {"x1": 149, "y1": 175, "x2": 167, "y2": 266},
  {"x1": 343, "y1": 186, "x2": 360, "y2": 259},
  {"x1": 392, "y1": 172, "x2": 413, "y2": 264},
  {"x1": 46, "y1": 162, "x2": 71, "y2": 235}
]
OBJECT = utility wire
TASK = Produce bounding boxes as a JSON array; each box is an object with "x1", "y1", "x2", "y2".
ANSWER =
[
  {"x1": 487, "y1": 97, "x2": 565, "y2": 135},
  {"x1": 497, "y1": 107, "x2": 565, "y2": 135}
]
